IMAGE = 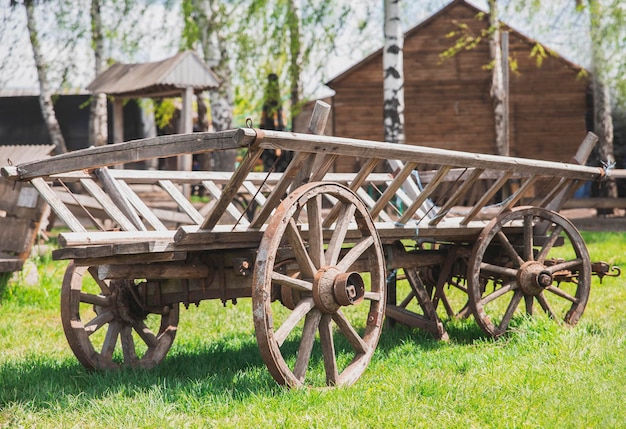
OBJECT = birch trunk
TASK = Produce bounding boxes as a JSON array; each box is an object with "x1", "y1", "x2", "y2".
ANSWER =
[
  {"x1": 286, "y1": 0, "x2": 302, "y2": 128},
  {"x1": 204, "y1": 2, "x2": 235, "y2": 171},
  {"x1": 489, "y1": 0, "x2": 508, "y2": 156},
  {"x1": 25, "y1": 0, "x2": 68, "y2": 154},
  {"x1": 383, "y1": 0, "x2": 405, "y2": 145},
  {"x1": 89, "y1": 0, "x2": 108, "y2": 147},
  {"x1": 589, "y1": 0, "x2": 618, "y2": 202}
]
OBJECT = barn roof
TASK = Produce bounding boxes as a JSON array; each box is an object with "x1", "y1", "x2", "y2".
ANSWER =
[
  {"x1": 0, "y1": 145, "x2": 55, "y2": 165},
  {"x1": 327, "y1": 0, "x2": 586, "y2": 88},
  {"x1": 86, "y1": 50, "x2": 220, "y2": 98}
]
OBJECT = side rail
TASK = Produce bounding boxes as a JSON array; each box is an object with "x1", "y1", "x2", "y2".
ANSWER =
[{"x1": 1, "y1": 128, "x2": 604, "y2": 249}]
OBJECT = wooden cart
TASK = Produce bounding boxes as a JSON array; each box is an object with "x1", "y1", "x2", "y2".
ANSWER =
[{"x1": 2, "y1": 104, "x2": 615, "y2": 388}]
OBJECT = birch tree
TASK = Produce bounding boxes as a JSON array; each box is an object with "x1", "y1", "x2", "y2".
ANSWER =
[
  {"x1": 488, "y1": 0, "x2": 508, "y2": 156},
  {"x1": 383, "y1": 0, "x2": 405, "y2": 144},
  {"x1": 89, "y1": 0, "x2": 107, "y2": 147},
  {"x1": 584, "y1": 0, "x2": 618, "y2": 201},
  {"x1": 18, "y1": 0, "x2": 68, "y2": 154}
]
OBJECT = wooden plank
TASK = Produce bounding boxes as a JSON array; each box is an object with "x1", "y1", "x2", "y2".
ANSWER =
[
  {"x1": 79, "y1": 178, "x2": 137, "y2": 231},
  {"x1": 30, "y1": 178, "x2": 86, "y2": 232},
  {"x1": 461, "y1": 171, "x2": 513, "y2": 225},
  {"x1": 369, "y1": 162, "x2": 419, "y2": 220},
  {"x1": 498, "y1": 175, "x2": 540, "y2": 214},
  {"x1": 201, "y1": 181, "x2": 250, "y2": 227},
  {"x1": 200, "y1": 137, "x2": 264, "y2": 230},
  {"x1": 98, "y1": 262, "x2": 209, "y2": 280},
  {"x1": 248, "y1": 129, "x2": 601, "y2": 181},
  {"x1": 116, "y1": 180, "x2": 167, "y2": 231},
  {"x1": 322, "y1": 159, "x2": 381, "y2": 228},
  {"x1": 6, "y1": 129, "x2": 254, "y2": 181},
  {"x1": 250, "y1": 151, "x2": 315, "y2": 229},
  {"x1": 58, "y1": 230, "x2": 177, "y2": 247},
  {"x1": 73, "y1": 251, "x2": 188, "y2": 267},
  {"x1": 398, "y1": 165, "x2": 451, "y2": 225},
  {"x1": 429, "y1": 168, "x2": 485, "y2": 226},
  {"x1": 94, "y1": 167, "x2": 146, "y2": 231},
  {"x1": 0, "y1": 217, "x2": 35, "y2": 254},
  {"x1": 158, "y1": 180, "x2": 204, "y2": 224}
]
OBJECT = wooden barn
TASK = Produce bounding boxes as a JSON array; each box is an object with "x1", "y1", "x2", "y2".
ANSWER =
[{"x1": 323, "y1": 0, "x2": 591, "y2": 173}]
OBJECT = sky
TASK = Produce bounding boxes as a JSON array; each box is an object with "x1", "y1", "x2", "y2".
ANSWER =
[{"x1": 0, "y1": 0, "x2": 590, "y2": 97}]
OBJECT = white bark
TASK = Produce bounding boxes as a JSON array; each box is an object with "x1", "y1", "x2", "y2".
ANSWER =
[
  {"x1": 25, "y1": 0, "x2": 68, "y2": 155},
  {"x1": 589, "y1": 0, "x2": 617, "y2": 200},
  {"x1": 489, "y1": 0, "x2": 508, "y2": 156},
  {"x1": 383, "y1": 0, "x2": 405, "y2": 144},
  {"x1": 89, "y1": 0, "x2": 108, "y2": 147}
]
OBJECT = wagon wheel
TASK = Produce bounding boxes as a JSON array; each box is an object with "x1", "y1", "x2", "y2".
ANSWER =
[
  {"x1": 468, "y1": 207, "x2": 591, "y2": 338},
  {"x1": 61, "y1": 262, "x2": 179, "y2": 370},
  {"x1": 253, "y1": 182, "x2": 386, "y2": 388}
]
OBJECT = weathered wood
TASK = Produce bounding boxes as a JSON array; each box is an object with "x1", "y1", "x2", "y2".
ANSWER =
[
  {"x1": 30, "y1": 178, "x2": 86, "y2": 232},
  {"x1": 158, "y1": 180, "x2": 204, "y2": 224},
  {"x1": 398, "y1": 166, "x2": 451, "y2": 225},
  {"x1": 98, "y1": 262, "x2": 209, "y2": 280},
  {"x1": 94, "y1": 167, "x2": 146, "y2": 231},
  {"x1": 200, "y1": 134, "x2": 264, "y2": 230},
  {"x1": 249, "y1": 129, "x2": 601, "y2": 181},
  {"x1": 2, "y1": 129, "x2": 253, "y2": 181},
  {"x1": 79, "y1": 178, "x2": 137, "y2": 231}
]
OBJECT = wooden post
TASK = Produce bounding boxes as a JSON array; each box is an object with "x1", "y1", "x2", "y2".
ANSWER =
[
  {"x1": 502, "y1": 31, "x2": 510, "y2": 157},
  {"x1": 179, "y1": 86, "x2": 194, "y2": 197},
  {"x1": 113, "y1": 98, "x2": 124, "y2": 144}
]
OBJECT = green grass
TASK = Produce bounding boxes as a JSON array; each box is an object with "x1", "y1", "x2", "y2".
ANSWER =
[{"x1": 1, "y1": 232, "x2": 626, "y2": 428}]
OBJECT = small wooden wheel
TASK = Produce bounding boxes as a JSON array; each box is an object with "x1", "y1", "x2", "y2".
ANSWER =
[
  {"x1": 252, "y1": 182, "x2": 386, "y2": 388},
  {"x1": 468, "y1": 207, "x2": 591, "y2": 337},
  {"x1": 61, "y1": 262, "x2": 179, "y2": 369}
]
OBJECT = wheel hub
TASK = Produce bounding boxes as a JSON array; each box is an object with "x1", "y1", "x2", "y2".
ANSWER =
[
  {"x1": 313, "y1": 267, "x2": 365, "y2": 313},
  {"x1": 517, "y1": 261, "x2": 553, "y2": 295},
  {"x1": 109, "y1": 280, "x2": 148, "y2": 324}
]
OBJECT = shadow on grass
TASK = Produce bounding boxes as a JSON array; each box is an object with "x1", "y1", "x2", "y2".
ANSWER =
[
  {"x1": 0, "y1": 318, "x2": 495, "y2": 412},
  {"x1": 0, "y1": 333, "x2": 280, "y2": 411}
]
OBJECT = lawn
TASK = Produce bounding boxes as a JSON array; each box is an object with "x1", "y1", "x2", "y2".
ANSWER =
[{"x1": 1, "y1": 231, "x2": 625, "y2": 428}]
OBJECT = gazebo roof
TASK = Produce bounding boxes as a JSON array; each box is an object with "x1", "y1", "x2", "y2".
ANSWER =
[{"x1": 86, "y1": 50, "x2": 220, "y2": 98}]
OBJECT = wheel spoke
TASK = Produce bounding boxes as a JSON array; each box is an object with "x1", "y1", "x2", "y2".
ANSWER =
[
  {"x1": 479, "y1": 262, "x2": 518, "y2": 279},
  {"x1": 274, "y1": 297, "x2": 316, "y2": 347},
  {"x1": 133, "y1": 321, "x2": 158, "y2": 348},
  {"x1": 271, "y1": 271, "x2": 313, "y2": 291},
  {"x1": 364, "y1": 291, "x2": 381, "y2": 302},
  {"x1": 536, "y1": 292, "x2": 557, "y2": 319},
  {"x1": 120, "y1": 325, "x2": 138, "y2": 365},
  {"x1": 332, "y1": 310, "x2": 368, "y2": 354},
  {"x1": 544, "y1": 285, "x2": 579, "y2": 303},
  {"x1": 497, "y1": 290, "x2": 523, "y2": 333},
  {"x1": 307, "y1": 195, "x2": 324, "y2": 269},
  {"x1": 547, "y1": 258, "x2": 583, "y2": 274},
  {"x1": 79, "y1": 292, "x2": 110, "y2": 307},
  {"x1": 87, "y1": 266, "x2": 111, "y2": 295},
  {"x1": 496, "y1": 230, "x2": 524, "y2": 267},
  {"x1": 101, "y1": 320, "x2": 122, "y2": 359},
  {"x1": 84, "y1": 311, "x2": 115, "y2": 335},
  {"x1": 336, "y1": 236, "x2": 374, "y2": 273},
  {"x1": 536, "y1": 225, "x2": 564, "y2": 263},
  {"x1": 319, "y1": 314, "x2": 338, "y2": 385},
  {"x1": 523, "y1": 214, "x2": 534, "y2": 261},
  {"x1": 479, "y1": 281, "x2": 516, "y2": 306},
  {"x1": 325, "y1": 203, "x2": 356, "y2": 266},
  {"x1": 293, "y1": 309, "x2": 322, "y2": 382},
  {"x1": 524, "y1": 295, "x2": 534, "y2": 315},
  {"x1": 285, "y1": 218, "x2": 316, "y2": 278}
]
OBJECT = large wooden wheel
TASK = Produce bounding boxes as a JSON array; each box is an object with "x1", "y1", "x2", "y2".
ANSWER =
[
  {"x1": 252, "y1": 182, "x2": 386, "y2": 388},
  {"x1": 468, "y1": 207, "x2": 591, "y2": 337},
  {"x1": 61, "y1": 262, "x2": 179, "y2": 369}
]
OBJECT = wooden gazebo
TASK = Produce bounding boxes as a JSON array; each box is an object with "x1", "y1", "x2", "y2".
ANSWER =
[{"x1": 86, "y1": 50, "x2": 220, "y2": 172}]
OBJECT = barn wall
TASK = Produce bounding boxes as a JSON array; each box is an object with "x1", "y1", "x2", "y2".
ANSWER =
[{"x1": 327, "y1": 0, "x2": 590, "y2": 173}]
